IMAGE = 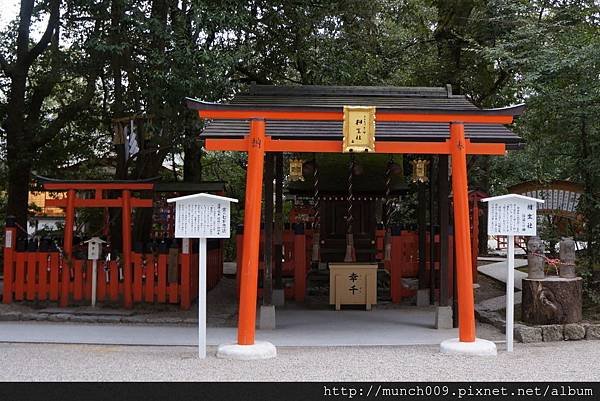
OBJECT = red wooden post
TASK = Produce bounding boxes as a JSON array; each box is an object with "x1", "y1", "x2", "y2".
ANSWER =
[
  {"x1": 73, "y1": 259, "x2": 83, "y2": 301},
  {"x1": 293, "y1": 224, "x2": 307, "y2": 302},
  {"x1": 122, "y1": 189, "x2": 133, "y2": 308},
  {"x1": 157, "y1": 253, "x2": 167, "y2": 303},
  {"x1": 109, "y1": 261, "x2": 119, "y2": 301},
  {"x1": 132, "y1": 252, "x2": 143, "y2": 302},
  {"x1": 60, "y1": 188, "x2": 76, "y2": 307},
  {"x1": 144, "y1": 254, "x2": 155, "y2": 302},
  {"x1": 14, "y1": 252, "x2": 25, "y2": 300},
  {"x1": 38, "y1": 251, "x2": 48, "y2": 301},
  {"x1": 390, "y1": 231, "x2": 403, "y2": 303},
  {"x1": 3, "y1": 222, "x2": 17, "y2": 303},
  {"x1": 26, "y1": 245, "x2": 37, "y2": 301},
  {"x1": 235, "y1": 231, "x2": 243, "y2": 297},
  {"x1": 450, "y1": 122, "x2": 476, "y2": 342},
  {"x1": 180, "y1": 238, "x2": 191, "y2": 310},
  {"x1": 49, "y1": 253, "x2": 59, "y2": 301},
  {"x1": 237, "y1": 119, "x2": 265, "y2": 345}
]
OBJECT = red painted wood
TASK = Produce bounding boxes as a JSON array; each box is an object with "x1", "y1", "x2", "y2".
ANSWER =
[
  {"x1": 180, "y1": 251, "x2": 191, "y2": 310},
  {"x1": 157, "y1": 254, "x2": 168, "y2": 303},
  {"x1": 293, "y1": 233, "x2": 306, "y2": 302},
  {"x1": 73, "y1": 259, "x2": 83, "y2": 301},
  {"x1": 168, "y1": 255, "x2": 179, "y2": 304},
  {"x1": 122, "y1": 190, "x2": 133, "y2": 309},
  {"x1": 132, "y1": 253, "x2": 143, "y2": 303},
  {"x1": 43, "y1": 183, "x2": 154, "y2": 191},
  {"x1": 191, "y1": 252, "x2": 198, "y2": 298},
  {"x1": 109, "y1": 261, "x2": 119, "y2": 301},
  {"x1": 14, "y1": 252, "x2": 26, "y2": 301},
  {"x1": 144, "y1": 255, "x2": 155, "y2": 303},
  {"x1": 26, "y1": 251, "x2": 37, "y2": 301},
  {"x1": 82, "y1": 260, "x2": 92, "y2": 301},
  {"x1": 49, "y1": 253, "x2": 60, "y2": 301},
  {"x1": 97, "y1": 260, "x2": 107, "y2": 302},
  {"x1": 38, "y1": 252, "x2": 48, "y2": 301}
]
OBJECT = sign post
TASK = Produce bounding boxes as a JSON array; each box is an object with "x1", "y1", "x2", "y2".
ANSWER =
[
  {"x1": 167, "y1": 193, "x2": 238, "y2": 358},
  {"x1": 84, "y1": 237, "x2": 106, "y2": 307},
  {"x1": 481, "y1": 194, "x2": 544, "y2": 352}
]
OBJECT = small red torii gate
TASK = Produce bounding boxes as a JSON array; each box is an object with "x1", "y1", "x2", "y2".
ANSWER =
[
  {"x1": 187, "y1": 97, "x2": 523, "y2": 347},
  {"x1": 4, "y1": 181, "x2": 153, "y2": 308}
]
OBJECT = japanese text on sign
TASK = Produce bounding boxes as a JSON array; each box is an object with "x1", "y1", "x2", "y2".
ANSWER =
[
  {"x1": 174, "y1": 199, "x2": 231, "y2": 238},
  {"x1": 487, "y1": 199, "x2": 538, "y2": 236}
]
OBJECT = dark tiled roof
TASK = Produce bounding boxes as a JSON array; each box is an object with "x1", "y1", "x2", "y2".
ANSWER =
[{"x1": 197, "y1": 85, "x2": 523, "y2": 146}]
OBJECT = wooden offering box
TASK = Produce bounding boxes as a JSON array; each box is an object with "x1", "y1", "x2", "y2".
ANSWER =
[{"x1": 329, "y1": 263, "x2": 377, "y2": 310}]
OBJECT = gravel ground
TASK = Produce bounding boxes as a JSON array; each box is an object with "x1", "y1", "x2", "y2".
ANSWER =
[{"x1": 1, "y1": 340, "x2": 599, "y2": 381}]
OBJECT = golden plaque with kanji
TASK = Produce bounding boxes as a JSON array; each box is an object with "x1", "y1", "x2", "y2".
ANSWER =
[{"x1": 342, "y1": 106, "x2": 376, "y2": 153}]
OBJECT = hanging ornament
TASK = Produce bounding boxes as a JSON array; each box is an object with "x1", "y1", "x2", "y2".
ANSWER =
[
  {"x1": 289, "y1": 157, "x2": 305, "y2": 182},
  {"x1": 411, "y1": 159, "x2": 430, "y2": 183}
]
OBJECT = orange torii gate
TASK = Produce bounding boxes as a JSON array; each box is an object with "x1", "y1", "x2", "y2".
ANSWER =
[{"x1": 187, "y1": 91, "x2": 524, "y2": 350}]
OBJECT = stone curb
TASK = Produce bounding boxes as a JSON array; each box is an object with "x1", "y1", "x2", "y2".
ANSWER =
[{"x1": 0, "y1": 311, "x2": 199, "y2": 325}]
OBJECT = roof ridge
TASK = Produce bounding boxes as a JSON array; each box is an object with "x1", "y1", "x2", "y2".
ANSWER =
[{"x1": 248, "y1": 84, "x2": 453, "y2": 98}]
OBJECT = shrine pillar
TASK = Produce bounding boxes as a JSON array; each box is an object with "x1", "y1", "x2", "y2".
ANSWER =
[
  {"x1": 237, "y1": 119, "x2": 266, "y2": 345},
  {"x1": 440, "y1": 123, "x2": 496, "y2": 356}
]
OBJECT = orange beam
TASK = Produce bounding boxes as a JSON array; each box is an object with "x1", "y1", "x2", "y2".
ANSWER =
[
  {"x1": 43, "y1": 183, "x2": 154, "y2": 190},
  {"x1": 199, "y1": 109, "x2": 514, "y2": 124},
  {"x1": 450, "y1": 122, "x2": 476, "y2": 342},
  {"x1": 204, "y1": 137, "x2": 506, "y2": 155},
  {"x1": 46, "y1": 198, "x2": 153, "y2": 208}
]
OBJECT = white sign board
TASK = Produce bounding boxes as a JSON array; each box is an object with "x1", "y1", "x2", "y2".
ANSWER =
[
  {"x1": 173, "y1": 195, "x2": 232, "y2": 239},
  {"x1": 481, "y1": 194, "x2": 543, "y2": 353},
  {"x1": 167, "y1": 193, "x2": 238, "y2": 359},
  {"x1": 484, "y1": 194, "x2": 543, "y2": 236}
]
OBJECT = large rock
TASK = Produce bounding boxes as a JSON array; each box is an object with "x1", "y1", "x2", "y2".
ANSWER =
[
  {"x1": 563, "y1": 323, "x2": 585, "y2": 340},
  {"x1": 541, "y1": 324, "x2": 564, "y2": 342},
  {"x1": 585, "y1": 324, "x2": 600, "y2": 340},
  {"x1": 514, "y1": 324, "x2": 542, "y2": 343}
]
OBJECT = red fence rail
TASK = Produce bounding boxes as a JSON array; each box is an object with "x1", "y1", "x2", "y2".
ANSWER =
[{"x1": 2, "y1": 231, "x2": 223, "y2": 310}]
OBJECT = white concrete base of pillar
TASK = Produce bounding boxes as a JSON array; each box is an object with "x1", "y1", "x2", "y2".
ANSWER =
[
  {"x1": 272, "y1": 289, "x2": 285, "y2": 306},
  {"x1": 216, "y1": 341, "x2": 277, "y2": 360},
  {"x1": 259, "y1": 305, "x2": 276, "y2": 330},
  {"x1": 440, "y1": 338, "x2": 497, "y2": 356},
  {"x1": 435, "y1": 306, "x2": 453, "y2": 329},
  {"x1": 416, "y1": 289, "x2": 430, "y2": 306}
]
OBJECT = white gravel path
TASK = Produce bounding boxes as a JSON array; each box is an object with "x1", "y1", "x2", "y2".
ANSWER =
[{"x1": 0, "y1": 340, "x2": 598, "y2": 381}]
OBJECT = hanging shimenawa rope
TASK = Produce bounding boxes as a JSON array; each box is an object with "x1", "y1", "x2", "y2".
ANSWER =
[
  {"x1": 344, "y1": 154, "x2": 356, "y2": 262},
  {"x1": 384, "y1": 156, "x2": 393, "y2": 261},
  {"x1": 311, "y1": 155, "x2": 320, "y2": 263},
  {"x1": 385, "y1": 156, "x2": 393, "y2": 228}
]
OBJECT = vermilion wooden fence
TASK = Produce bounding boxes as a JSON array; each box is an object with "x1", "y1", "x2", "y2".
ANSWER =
[{"x1": 2, "y1": 232, "x2": 223, "y2": 310}]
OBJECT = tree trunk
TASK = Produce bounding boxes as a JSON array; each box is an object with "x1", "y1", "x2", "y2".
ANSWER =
[{"x1": 522, "y1": 277, "x2": 583, "y2": 325}]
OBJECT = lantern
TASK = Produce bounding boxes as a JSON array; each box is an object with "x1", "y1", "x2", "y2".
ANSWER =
[
  {"x1": 289, "y1": 158, "x2": 305, "y2": 182},
  {"x1": 411, "y1": 159, "x2": 430, "y2": 183}
]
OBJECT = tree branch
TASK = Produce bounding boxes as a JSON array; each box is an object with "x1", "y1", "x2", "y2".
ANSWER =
[{"x1": 26, "y1": 0, "x2": 60, "y2": 65}]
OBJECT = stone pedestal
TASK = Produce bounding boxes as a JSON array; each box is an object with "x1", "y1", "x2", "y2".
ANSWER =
[
  {"x1": 435, "y1": 306, "x2": 453, "y2": 329},
  {"x1": 522, "y1": 277, "x2": 582, "y2": 325},
  {"x1": 440, "y1": 338, "x2": 497, "y2": 356},
  {"x1": 416, "y1": 289, "x2": 430, "y2": 307},
  {"x1": 259, "y1": 305, "x2": 276, "y2": 330},
  {"x1": 217, "y1": 341, "x2": 277, "y2": 360}
]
